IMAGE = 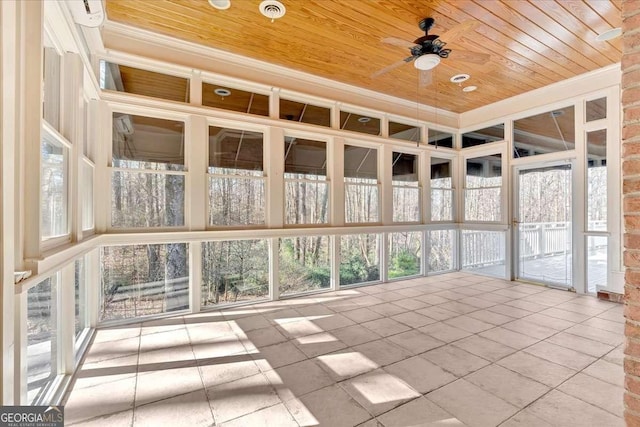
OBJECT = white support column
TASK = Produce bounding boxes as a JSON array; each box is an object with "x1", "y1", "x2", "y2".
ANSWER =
[
  {"x1": 14, "y1": 292, "x2": 27, "y2": 404},
  {"x1": 188, "y1": 115, "x2": 207, "y2": 230},
  {"x1": 380, "y1": 232, "x2": 389, "y2": 282},
  {"x1": 189, "y1": 242, "x2": 202, "y2": 314},
  {"x1": 189, "y1": 71, "x2": 202, "y2": 106},
  {"x1": 269, "y1": 88, "x2": 280, "y2": 120},
  {"x1": 22, "y1": 0, "x2": 44, "y2": 264},
  {"x1": 573, "y1": 100, "x2": 587, "y2": 293},
  {"x1": 60, "y1": 264, "x2": 75, "y2": 375},
  {"x1": 265, "y1": 127, "x2": 285, "y2": 228},
  {"x1": 380, "y1": 144, "x2": 393, "y2": 225},
  {"x1": 94, "y1": 100, "x2": 111, "y2": 233},
  {"x1": 86, "y1": 248, "x2": 100, "y2": 328},
  {"x1": 422, "y1": 230, "x2": 428, "y2": 276},
  {"x1": 329, "y1": 137, "x2": 345, "y2": 226},
  {"x1": 269, "y1": 238, "x2": 280, "y2": 300},
  {"x1": 381, "y1": 115, "x2": 389, "y2": 138},
  {"x1": 330, "y1": 235, "x2": 340, "y2": 290},
  {"x1": 62, "y1": 52, "x2": 84, "y2": 243},
  {"x1": 607, "y1": 85, "x2": 623, "y2": 294},
  {"x1": 421, "y1": 151, "x2": 430, "y2": 224},
  {"x1": 331, "y1": 103, "x2": 341, "y2": 130},
  {"x1": 1, "y1": 0, "x2": 19, "y2": 405}
]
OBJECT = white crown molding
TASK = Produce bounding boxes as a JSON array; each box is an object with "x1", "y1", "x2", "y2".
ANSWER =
[
  {"x1": 460, "y1": 63, "x2": 621, "y2": 129},
  {"x1": 101, "y1": 21, "x2": 459, "y2": 128}
]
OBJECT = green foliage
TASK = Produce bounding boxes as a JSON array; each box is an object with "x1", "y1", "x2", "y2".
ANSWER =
[
  {"x1": 307, "y1": 266, "x2": 330, "y2": 288},
  {"x1": 389, "y1": 250, "x2": 420, "y2": 279}
]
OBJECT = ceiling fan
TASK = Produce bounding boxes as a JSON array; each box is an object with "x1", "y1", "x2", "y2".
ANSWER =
[{"x1": 372, "y1": 17, "x2": 491, "y2": 86}]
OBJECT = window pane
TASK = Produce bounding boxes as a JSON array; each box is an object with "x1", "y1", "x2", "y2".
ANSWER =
[
  {"x1": 389, "y1": 121, "x2": 420, "y2": 143},
  {"x1": 465, "y1": 154, "x2": 502, "y2": 222},
  {"x1": 431, "y1": 157, "x2": 453, "y2": 221},
  {"x1": 43, "y1": 43, "x2": 61, "y2": 130},
  {"x1": 587, "y1": 129, "x2": 607, "y2": 231},
  {"x1": 41, "y1": 135, "x2": 68, "y2": 239},
  {"x1": 28, "y1": 276, "x2": 58, "y2": 404},
  {"x1": 462, "y1": 124, "x2": 504, "y2": 148},
  {"x1": 340, "y1": 111, "x2": 380, "y2": 136},
  {"x1": 340, "y1": 234, "x2": 380, "y2": 286},
  {"x1": 112, "y1": 113, "x2": 185, "y2": 171},
  {"x1": 513, "y1": 106, "x2": 575, "y2": 158},
  {"x1": 345, "y1": 145, "x2": 377, "y2": 180},
  {"x1": 101, "y1": 61, "x2": 190, "y2": 103},
  {"x1": 280, "y1": 98, "x2": 330, "y2": 127},
  {"x1": 285, "y1": 137, "x2": 326, "y2": 176},
  {"x1": 279, "y1": 236, "x2": 330, "y2": 296},
  {"x1": 75, "y1": 258, "x2": 88, "y2": 339},
  {"x1": 429, "y1": 230, "x2": 455, "y2": 273},
  {"x1": 209, "y1": 177, "x2": 265, "y2": 226},
  {"x1": 388, "y1": 232, "x2": 422, "y2": 279},
  {"x1": 203, "y1": 83, "x2": 269, "y2": 116},
  {"x1": 392, "y1": 152, "x2": 419, "y2": 222},
  {"x1": 202, "y1": 240, "x2": 269, "y2": 307},
  {"x1": 428, "y1": 129, "x2": 454, "y2": 148},
  {"x1": 345, "y1": 181, "x2": 379, "y2": 223},
  {"x1": 100, "y1": 244, "x2": 189, "y2": 322},
  {"x1": 82, "y1": 162, "x2": 94, "y2": 230},
  {"x1": 285, "y1": 180, "x2": 329, "y2": 224},
  {"x1": 209, "y1": 126, "x2": 263, "y2": 174},
  {"x1": 461, "y1": 230, "x2": 506, "y2": 278},
  {"x1": 111, "y1": 171, "x2": 185, "y2": 228},
  {"x1": 587, "y1": 236, "x2": 607, "y2": 293},
  {"x1": 586, "y1": 97, "x2": 606, "y2": 122}
]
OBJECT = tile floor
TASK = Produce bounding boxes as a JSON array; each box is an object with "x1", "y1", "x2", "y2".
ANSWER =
[{"x1": 64, "y1": 272, "x2": 625, "y2": 427}]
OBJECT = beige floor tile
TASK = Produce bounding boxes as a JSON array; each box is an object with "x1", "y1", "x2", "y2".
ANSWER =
[
  {"x1": 342, "y1": 308, "x2": 385, "y2": 323},
  {"x1": 418, "y1": 323, "x2": 472, "y2": 343},
  {"x1": 437, "y1": 301, "x2": 478, "y2": 315},
  {"x1": 520, "y1": 313, "x2": 574, "y2": 331},
  {"x1": 444, "y1": 316, "x2": 495, "y2": 334},
  {"x1": 134, "y1": 389, "x2": 213, "y2": 427},
  {"x1": 427, "y1": 379, "x2": 518, "y2": 427},
  {"x1": 422, "y1": 345, "x2": 490, "y2": 377},
  {"x1": 466, "y1": 310, "x2": 514, "y2": 325},
  {"x1": 139, "y1": 329, "x2": 191, "y2": 353},
  {"x1": 220, "y1": 403, "x2": 297, "y2": 427},
  {"x1": 287, "y1": 385, "x2": 371, "y2": 427},
  {"x1": 386, "y1": 330, "x2": 444, "y2": 355},
  {"x1": 384, "y1": 356, "x2": 456, "y2": 394},
  {"x1": 545, "y1": 331, "x2": 614, "y2": 357},
  {"x1": 486, "y1": 305, "x2": 532, "y2": 319},
  {"x1": 368, "y1": 303, "x2": 409, "y2": 318},
  {"x1": 206, "y1": 373, "x2": 281, "y2": 424},
  {"x1": 458, "y1": 296, "x2": 497, "y2": 309},
  {"x1": 270, "y1": 359, "x2": 335, "y2": 397},
  {"x1": 311, "y1": 313, "x2": 357, "y2": 331},
  {"x1": 294, "y1": 304, "x2": 335, "y2": 317},
  {"x1": 377, "y1": 396, "x2": 459, "y2": 427},
  {"x1": 478, "y1": 327, "x2": 539, "y2": 350},
  {"x1": 539, "y1": 307, "x2": 591, "y2": 323},
  {"x1": 190, "y1": 335, "x2": 246, "y2": 362},
  {"x1": 390, "y1": 311, "x2": 436, "y2": 328},
  {"x1": 244, "y1": 326, "x2": 288, "y2": 348},
  {"x1": 527, "y1": 390, "x2": 623, "y2": 427},
  {"x1": 565, "y1": 324, "x2": 623, "y2": 346},
  {"x1": 251, "y1": 340, "x2": 307, "y2": 371},
  {"x1": 497, "y1": 352, "x2": 576, "y2": 387},
  {"x1": 415, "y1": 294, "x2": 450, "y2": 305},
  {"x1": 140, "y1": 317, "x2": 185, "y2": 335},
  {"x1": 186, "y1": 322, "x2": 236, "y2": 343},
  {"x1": 92, "y1": 326, "x2": 141, "y2": 344},
  {"x1": 83, "y1": 337, "x2": 140, "y2": 364},
  {"x1": 135, "y1": 364, "x2": 203, "y2": 406},
  {"x1": 523, "y1": 341, "x2": 596, "y2": 370},
  {"x1": 341, "y1": 369, "x2": 421, "y2": 416},
  {"x1": 581, "y1": 316, "x2": 625, "y2": 334},
  {"x1": 392, "y1": 298, "x2": 429, "y2": 311},
  {"x1": 277, "y1": 319, "x2": 324, "y2": 339},
  {"x1": 361, "y1": 318, "x2": 411, "y2": 337},
  {"x1": 316, "y1": 350, "x2": 379, "y2": 382},
  {"x1": 352, "y1": 339, "x2": 413, "y2": 367},
  {"x1": 475, "y1": 293, "x2": 513, "y2": 304},
  {"x1": 199, "y1": 355, "x2": 261, "y2": 388},
  {"x1": 596, "y1": 308, "x2": 624, "y2": 323},
  {"x1": 501, "y1": 319, "x2": 557, "y2": 340},
  {"x1": 503, "y1": 299, "x2": 548, "y2": 313},
  {"x1": 374, "y1": 291, "x2": 406, "y2": 302},
  {"x1": 229, "y1": 314, "x2": 272, "y2": 332},
  {"x1": 331, "y1": 324, "x2": 382, "y2": 347},
  {"x1": 65, "y1": 376, "x2": 136, "y2": 425},
  {"x1": 69, "y1": 410, "x2": 133, "y2": 427},
  {"x1": 452, "y1": 335, "x2": 516, "y2": 362},
  {"x1": 465, "y1": 364, "x2": 549, "y2": 408},
  {"x1": 500, "y1": 409, "x2": 553, "y2": 427},
  {"x1": 293, "y1": 332, "x2": 347, "y2": 357},
  {"x1": 557, "y1": 372, "x2": 623, "y2": 416},
  {"x1": 74, "y1": 354, "x2": 138, "y2": 390},
  {"x1": 555, "y1": 302, "x2": 608, "y2": 316},
  {"x1": 583, "y1": 358, "x2": 624, "y2": 387}
]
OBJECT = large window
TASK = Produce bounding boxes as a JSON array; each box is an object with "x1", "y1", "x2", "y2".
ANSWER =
[
  {"x1": 389, "y1": 121, "x2": 420, "y2": 143},
  {"x1": 465, "y1": 154, "x2": 502, "y2": 222},
  {"x1": 111, "y1": 113, "x2": 186, "y2": 228},
  {"x1": 340, "y1": 234, "x2": 380, "y2": 286},
  {"x1": 431, "y1": 157, "x2": 453, "y2": 221},
  {"x1": 340, "y1": 111, "x2": 380, "y2": 136},
  {"x1": 75, "y1": 258, "x2": 89, "y2": 350},
  {"x1": 280, "y1": 98, "x2": 330, "y2": 127},
  {"x1": 392, "y1": 152, "x2": 420, "y2": 222},
  {"x1": 81, "y1": 160, "x2": 94, "y2": 231},
  {"x1": 100, "y1": 244, "x2": 189, "y2": 322},
  {"x1": 429, "y1": 230, "x2": 455, "y2": 273},
  {"x1": 27, "y1": 276, "x2": 59, "y2": 405},
  {"x1": 202, "y1": 240, "x2": 269, "y2": 307},
  {"x1": 208, "y1": 126, "x2": 265, "y2": 226},
  {"x1": 279, "y1": 236, "x2": 330, "y2": 296},
  {"x1": 43, "y1": 37, "x2": 61, "y2": 131},
  {"x1": 428, "y1": 129, "x2": 454, "y2": 148},
  {"x1": 203, "y1": 83, "x2": 269, "y2": 116},
  {"x1": 285, "y1": 136, "x2": 328, "y2": 225},
  {"x1": 513, "y1": 106, "x2": 575, "y2": 158},
  {"x1": 587, "y1": 129, "x2": 607, "y2": 231},
  {"x1": 462, "y1": 124, "x2": 504, "y2": 148},
  {"x1": 388, "y1": 232, "x2": 422, "y2": 279},
  {"x1": 344, "y1": 145, "x2": 379, "y2": 223},
  {"x1": 41, "y1": 131, "x2": 68, "y2": 239}
]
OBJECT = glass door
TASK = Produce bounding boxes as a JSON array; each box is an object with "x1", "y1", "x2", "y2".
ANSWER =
[{"x1": 515, "y1": 163, "x2": 572, "y2": 288}]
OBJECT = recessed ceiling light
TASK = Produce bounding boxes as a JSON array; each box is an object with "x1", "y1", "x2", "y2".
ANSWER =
[
  {"x1": 208, "y1": 0, "x2": 231, "y2": 10},
  {"x1": 214, "y1": 88, "x2": 231, "y2": 97},
  {"x1": 450, "y1": 74, "x2": 470, "y2": 83},
  {"x1": 596, "y1": 27, "x2": 622, "y2": 41},
  {"x1": 462, "y1": 86, "x2": 477, "y2": 92},
  {"x1": 358, "y1": 117, "x2": 371, "y2": 123}
]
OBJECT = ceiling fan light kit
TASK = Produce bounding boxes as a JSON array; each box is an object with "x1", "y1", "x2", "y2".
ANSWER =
[
  {"x1": 595, "y1": 27, "x2": 621, "y2": 41},
  {"x1": 208, "y1": 0, "x2": 231, "y2": 10},
  {"x1": 414, "y1": 54, "x2": 441, "y2": 70}
]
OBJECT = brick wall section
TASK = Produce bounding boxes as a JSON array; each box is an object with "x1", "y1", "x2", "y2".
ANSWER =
[{"x1": 624, "y1": 1, "x2": 640, "y2": 426}]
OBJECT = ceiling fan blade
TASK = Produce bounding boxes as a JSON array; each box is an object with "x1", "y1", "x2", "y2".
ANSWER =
[
  {"x1": 371, "y1": 56, "x2": 414, "y2": 78},
  {"x1": 438, "y1": 20, "x2": 480, "y2": 43},
  {"x1": 381, "y1": 37, "x2": 416, "y2": 49},
  {"x1": 450, "y1": 49, "x2": 491, "y2": 65},
  {"x1": 419, "y1": 69, "x2": 432, "y2": 87}
]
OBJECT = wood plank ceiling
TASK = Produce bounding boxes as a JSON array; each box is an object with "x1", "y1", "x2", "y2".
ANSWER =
[{"x1": 104, "y1": 0, "x2": 622, "y2": 114}]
